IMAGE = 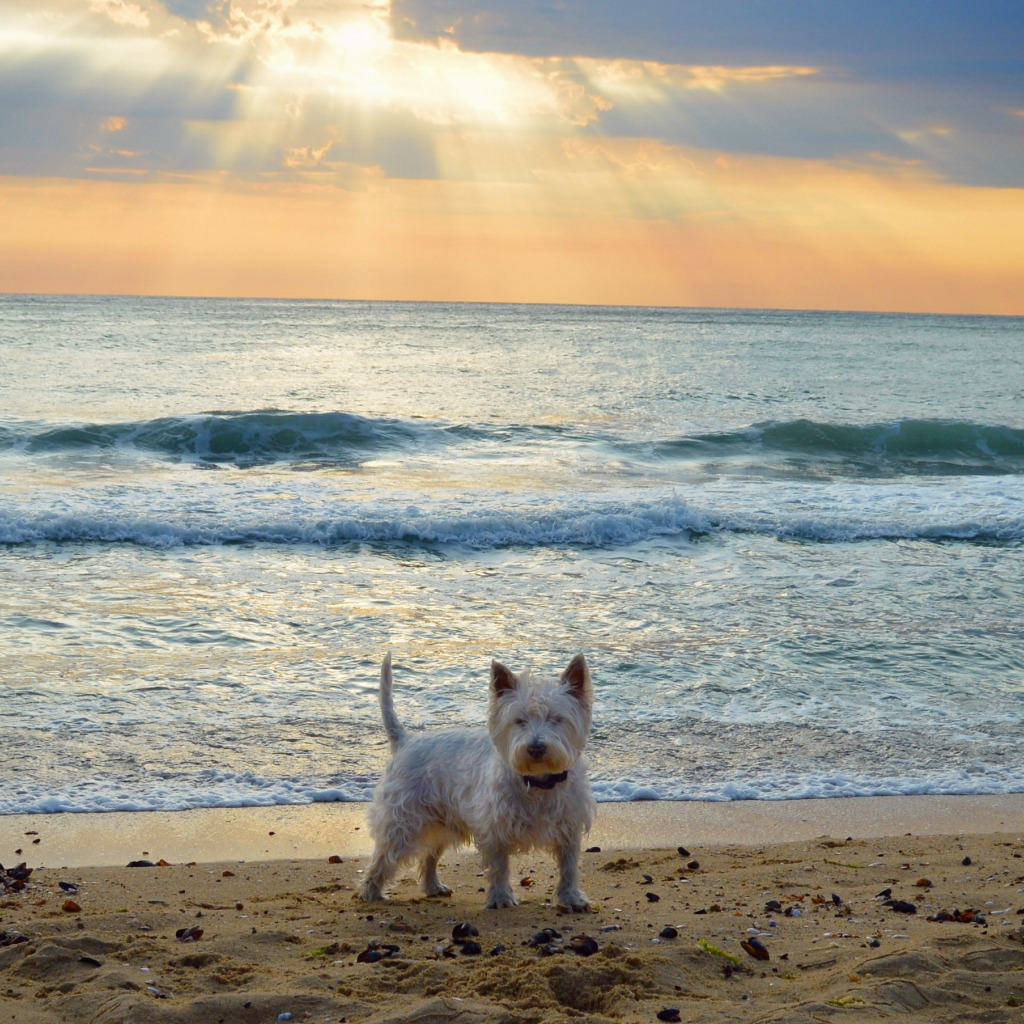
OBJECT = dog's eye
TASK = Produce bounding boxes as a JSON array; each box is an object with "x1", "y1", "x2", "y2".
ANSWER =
[
  {"x1": 549, "y1": 714, "x2": 563, "y2": 724},
  {"x1": 515, "y1": 717, "x2": 528, "y2": 726}
]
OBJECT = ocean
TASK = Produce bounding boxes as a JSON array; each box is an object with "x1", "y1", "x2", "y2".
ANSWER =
[{"x1": 1, "y1": 294, "x2": 1022, "y2": 815}]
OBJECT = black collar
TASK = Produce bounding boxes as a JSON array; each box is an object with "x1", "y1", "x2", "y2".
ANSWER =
[{"x1": 521, "y1": 771, "x2": 569, "y2": 790}]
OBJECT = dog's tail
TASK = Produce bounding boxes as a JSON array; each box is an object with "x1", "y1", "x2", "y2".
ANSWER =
[{"x1": 379, "y1": 651, "x2": 406, "y2": 753}]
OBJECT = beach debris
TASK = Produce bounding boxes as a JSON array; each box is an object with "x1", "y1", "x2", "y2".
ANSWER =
[
  {"x1": 869, "y1": 939, "x2": 881, "y2": 948},
  {"x1": 875, "y1": 888, "x2": 892, "y2": 899},
  {"x1": 329, "y1": 855, "x2": 343, "y2": 864},
  {"x1": 388, "y1": 919, "x2": 415, "y2": 933},
  {"x1": 305, "y1": 943, "x2": 341, "y2": 958},
  {"x1": 569, "y1": 934, "x2": 599, "y2": 957},
  {"x1": 175, "y1": 927, "x2": 204, "y2": 942},
  {"x1": 686, "y1": 860, "x2": 701, "y2": 871},
  {"x1": 586, "y1": 846, "x2": 601, "y2": 853},
  {"x1": 146, "y1": 985, "x2": 167, "y2": 999},
  {"x1": 698, "y1": 939, "x2": 739, "y2": 963},
  {"x1": 62, "y1": 899, "x2": 82, "y2": 913},
  {"x1": 127, "y1": 860, "x2": 156, "y2": 868},
  {"x1": 357, "y1": 941, "x2": 400, "y2": 963},
  {"x1": 77, "y1": 956, "x2": 102, "y2": 968},
  {"x1": 741, "y1": 937, "x2": 770, "y2": 961},
  {"x1": 519, "y1": 876, "x2": 534, "y2": 887},
  {"x1": 889, "y1": 901, "x2": 918, "y2": 914},
  {"x1": 527, "y1": 928, "x2": 563, "y2": 956},
  {"x1": 446, "y1": 923, "x2": 482, "y2": 956},
  {"x1": 489, "y1": 943, "x2": 506, "y2": 956},
  {"x1": 659, "y1": 927, "x2": 678, "y2": 939},
  {"x1": 0, "y1": 931, "x2": 29, "y2": 948},
  {"x1": 657, "y1": 1009, "x2": 682, "y2": 1022},
  {"x1": 602, "y1": 857, "x2": 641, "y2": 872},
  {"x1": 915, "y1": 878, "x2": 932, "y2": 888},
  {"x1": 926, "y1": 908, "x2": 987, "y2": 924},
  {"x1": 962, "y1": 856, "x2": 972, "y2": 865},
  {"x1": 646, "y1": 892, "x2": 661, "y2": 902},
  {"x1": 278, "y1": 1014, "x2": 293, "y2": 1021},
  {"x1": 59, "y1": 881, "x2": 78, "y2": 892},
  {"x1": 765, "y1": 900, "x2": 783, "y2": 913},
  {"x1": 452, "y1": 922, "x2": 479, "y2": 943},
  {"x1": 640, "y1": 873, "x2": 653, "y2": 884},
  {"x1": 832, "y1": 893, "x2": 843, "y2": 906}
]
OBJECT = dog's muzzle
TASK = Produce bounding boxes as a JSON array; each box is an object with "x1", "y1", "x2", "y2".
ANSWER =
[{"x1": 521, "y1": 770, "x2": 569, "y2": 790}]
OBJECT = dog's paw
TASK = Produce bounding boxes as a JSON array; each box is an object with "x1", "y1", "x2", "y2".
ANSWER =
[
  {"x1": 484, "y1": 890, "x2": 520, "y2": 909},
  {"x1": 557, "y1": 890, "x2": 591, "y2": 912},
  {"x1": 424, "y1": 881, "x2": 452, "y2": 897},
  {"x1": 358, "y1": 884, "x2": 386, "y2": 902}
]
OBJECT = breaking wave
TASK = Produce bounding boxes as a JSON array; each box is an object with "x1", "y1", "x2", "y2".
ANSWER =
[{"x1": 2, "y1": 412, "x2": 1022, "y2": 477}]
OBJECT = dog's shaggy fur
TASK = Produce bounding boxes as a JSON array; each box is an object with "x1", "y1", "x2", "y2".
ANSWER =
[{"x1": 359, "y1": 653, "x2": 595, "y2": 910}]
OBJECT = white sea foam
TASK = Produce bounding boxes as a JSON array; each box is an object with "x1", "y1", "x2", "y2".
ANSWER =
[
  {"x1": 6, "y1": 768, "x2": 1024, "y2": 816},
  {"x1": 1, "y1": 475, "x2": 1021, "y2": 549}
]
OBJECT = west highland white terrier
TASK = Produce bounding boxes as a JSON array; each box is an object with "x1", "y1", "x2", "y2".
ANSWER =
[{"x1": 359, "y1": 652, "x2": 595, "y2": 910}]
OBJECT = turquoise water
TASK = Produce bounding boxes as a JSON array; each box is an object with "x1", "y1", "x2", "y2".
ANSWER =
[{"x1": 1, "y1": 295, "x2": 1022, "y2": 812}]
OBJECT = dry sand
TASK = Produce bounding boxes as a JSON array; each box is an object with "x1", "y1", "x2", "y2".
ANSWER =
[{"x1": 3, "y1": 798, "x2": 1024, "y2": 1023}]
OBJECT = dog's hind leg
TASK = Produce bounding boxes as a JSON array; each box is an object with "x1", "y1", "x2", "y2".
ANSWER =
[
  {"x1": 419, "y1": 848, "x2": 452, "y2": 897},
  {"x1": 360, "y1": 812, "x2": 419, "y2": 901},
  {"x1": 360, "y1": 842, "x2": 402, "y2": 902}
]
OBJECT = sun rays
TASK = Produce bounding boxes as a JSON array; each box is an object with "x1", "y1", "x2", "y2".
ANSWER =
[{"x1": 0, "y1": 0, "x2": 1021, "y2": 310}]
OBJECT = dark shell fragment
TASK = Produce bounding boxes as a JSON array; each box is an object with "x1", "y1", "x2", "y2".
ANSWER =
[
  {"x1": 569, "y1": 934, "x2": 599, "y2": 957},
  {"x1": 452, "y1": 922, "x2": 479, "y2": 943},
  {"x1": 528, "y1": 928, "x2": 560, "y2": 947}
]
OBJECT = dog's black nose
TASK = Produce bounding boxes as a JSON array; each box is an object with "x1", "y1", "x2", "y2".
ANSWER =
[{"x1": 527, "y1": 741, "x2": 547, "y2": 759}]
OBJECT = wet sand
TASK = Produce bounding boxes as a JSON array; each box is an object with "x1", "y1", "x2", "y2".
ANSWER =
[{"x1": 2, "y1": 796, "x2": 1023, "y2": 1023}]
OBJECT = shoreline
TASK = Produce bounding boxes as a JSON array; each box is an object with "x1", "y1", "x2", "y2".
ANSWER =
[{"x1": 6, "y1": 793, "x2": 1024, "y2": 869}]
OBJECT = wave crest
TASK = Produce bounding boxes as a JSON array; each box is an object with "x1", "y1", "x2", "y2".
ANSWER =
[
  {"x1": 653, "y1": 418, "x2": 1024, "y2": 477},
  {"x1": 11, "y1": 410, "x2": 441, "y2": 466}
]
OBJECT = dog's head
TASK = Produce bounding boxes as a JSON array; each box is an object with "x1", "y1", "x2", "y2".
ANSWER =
[{"x1": 487, "y1": 654, "x2": 592, "y2": 778}]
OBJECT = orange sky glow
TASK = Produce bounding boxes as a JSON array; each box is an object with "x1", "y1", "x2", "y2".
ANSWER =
[{"x1": 1, "y1": 0, "x2": 1022, "y2": 313}]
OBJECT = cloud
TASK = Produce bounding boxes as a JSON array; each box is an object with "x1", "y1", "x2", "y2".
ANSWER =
[
  {"x1": 390, "y1": 0, "x2": 1024, "y2": 84},
  {"x1": 0, "y1": 0, "x2": 1021, "y2": 190},
  {"x1": 89, "y1": 0, "x2": 150, "y2": 28}
]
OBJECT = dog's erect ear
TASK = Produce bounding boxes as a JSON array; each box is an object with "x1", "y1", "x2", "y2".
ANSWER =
[
  {"x1": 491, "y1": 660, "x2": 519, "y2": 697},
  {"x1": 560, "y1": 653, "x2": 591, "y2": 702}
]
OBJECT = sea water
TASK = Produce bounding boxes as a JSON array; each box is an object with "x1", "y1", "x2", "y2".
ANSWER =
[{"x1": 1, "y1": 295, "x2": 1022, "y2": 814}]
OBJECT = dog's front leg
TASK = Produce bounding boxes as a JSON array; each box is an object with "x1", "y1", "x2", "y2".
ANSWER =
[
  {"x1": 554, "y1": 837, "x2": 590, "y2": 911},
  {"x1": 481, "y1": 844, "x2": 518, "y2": 909}
]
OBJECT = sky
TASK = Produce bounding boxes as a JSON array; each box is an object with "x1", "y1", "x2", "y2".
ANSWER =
[{"x1": 1, "y1": 0, "x2": 1022, "y2": 312}]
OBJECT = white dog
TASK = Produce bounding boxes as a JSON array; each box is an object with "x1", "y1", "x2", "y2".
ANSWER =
[{"x1": 359, "y1": 652, "x2": 595, "y2": 910}]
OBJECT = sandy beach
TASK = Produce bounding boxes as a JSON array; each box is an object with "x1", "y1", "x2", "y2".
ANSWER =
[{"x1": 3, "y1": 796, "x2": 1024, "y2": 1023}]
